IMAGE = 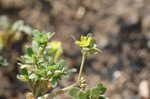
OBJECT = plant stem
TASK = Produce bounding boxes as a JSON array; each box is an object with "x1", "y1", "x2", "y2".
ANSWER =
[
  {"x1": 46, "y1": 83, "x2": 77, "y2": 98},
  {"x1": 78, "y1": 52, "x2": 86, "y2": 82},
  {"x1": 45, "y1": 52, "x2": 86, "y2": 98},
  {"x1": 25, "y1": 92, "x2": 35, "y2": 99}
]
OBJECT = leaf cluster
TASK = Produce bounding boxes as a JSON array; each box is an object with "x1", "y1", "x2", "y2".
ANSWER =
[
  {"x1": 17, "y1": 30, "x2": 69, "y2": 97},
  {"x1": 69, "y1": 84, "x2": 107, "y2": 99}
]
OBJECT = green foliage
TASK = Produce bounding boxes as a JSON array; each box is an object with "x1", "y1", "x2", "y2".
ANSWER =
[
  {"x1": 69, "y1": 84, "x2": 107, "y2": 99},
  {"x1": 17, "y1": 30, "x2": 108, "y2": 99},
  {"x1": 17, "y1": 30, "x2": 69, "y2": 97}
]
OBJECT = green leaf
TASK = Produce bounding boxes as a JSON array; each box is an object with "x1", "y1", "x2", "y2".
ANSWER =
[
  {"x1": 69, "y1": 87, "x2": 80, "y2": 97},
  {"x1": 29, "y1": 74, "x2": 38, "y2": 80},
  {"x1": 39, "y1": 34, "x2": 48, "y2": 44},
  {"x1": 0, "y1": 56, "x2": 8, "y2": 66},
  {"x1": 89, "y1": 84, "x2": 107, "y2": 98},
  {"x1": 50, "y1": 79, "x2": 58, "y2": 88},
  {"x1": 11, "y1": 20, "x2": 23, "y2": 32},
  {"x1": 20, "y1": 68, "x2": 28, "y2": 75},
  {"x1": 27, "y1": 47, "x2": 34, "y2": 56},
  {"x1": 99, "y1": 96, "x2": 107, "y2": 99},
  {"x1": 54, "y1": 70, "x2": 62, "y2": 76},
  {"x1": 17, "y1": 75, "x2": 29, "y2": 82},
  {"x1": 47, "y1": 71, "x2": 52, "y2": 75},
  {"x1": 32, "y1": 30, "x2": 41, "y2": 37},
  {"x1": 78, "y1": 91, "x2": 88, "y2": 99},
  {"x1": 47, "y1": 65, "x2": 58, "y2": 71},
  {"x1": 90, "y1": 88, "x2": 101, "y2": 97},
  {"x1": 96, "y1": 84, "x2": 107, "y2": 94}
]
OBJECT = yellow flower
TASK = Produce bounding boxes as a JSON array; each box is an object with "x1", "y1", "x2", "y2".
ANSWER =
[
  {"x1": 75, "y1": 36, "x2": 94, "y2": 47},
  {"x1": 49, "y1": 41, "x2": 62, "y2": 51},
  {"x1": 49, "y1": 41, "x2": 63, "y2": 62},
  {"x1": 76, "y1": 35, "x2": 102, "y2": 54}
]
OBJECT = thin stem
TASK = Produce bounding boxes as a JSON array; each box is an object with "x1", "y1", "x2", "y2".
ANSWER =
[
  {"x1": 78, "y1": 52, "x2": 86, "y2": 82},
  {"x1": 46, "y1": 83, "x2": 77, "y2": 98}
]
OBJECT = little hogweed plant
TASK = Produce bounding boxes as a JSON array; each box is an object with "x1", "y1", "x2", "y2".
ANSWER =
[{"x1": 17, "y1": 30, "x2": 107, "y2": 99}]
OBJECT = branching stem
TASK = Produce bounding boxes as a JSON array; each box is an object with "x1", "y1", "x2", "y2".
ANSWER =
[
  {"x1": 46, "y1": 83, "x2": 77, "y2": 98},
  {"x1": 45, "y1": 52, "x2": 87, "y2": 98}
]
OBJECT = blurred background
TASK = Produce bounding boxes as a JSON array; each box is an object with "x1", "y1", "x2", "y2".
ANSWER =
[{"x1": 0, "y1": 0, "x2": 150, "y2": 99}]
